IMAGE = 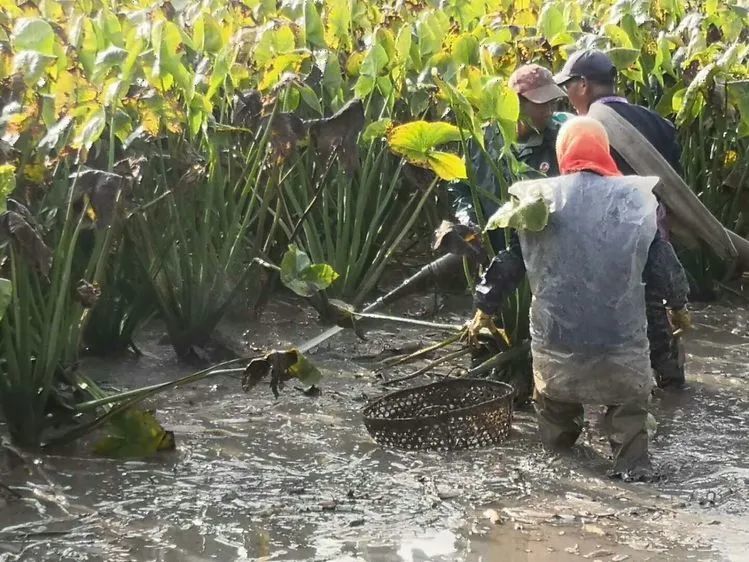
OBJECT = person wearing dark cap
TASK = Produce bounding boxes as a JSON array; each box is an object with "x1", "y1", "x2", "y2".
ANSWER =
[
  {"x1": 553, "y1": 49, "x2": 689, "y2": 390},
  {"x1": 553, "y1": 49, "x2": 683, "y2": 174}
]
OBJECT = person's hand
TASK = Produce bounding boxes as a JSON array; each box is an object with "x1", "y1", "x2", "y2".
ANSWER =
[
  {"x1": 669, "y1": 307, "x2": 692, "y2": 333},
  {"x1": 465, "y1": 309, "x2": 510, "y2": 348}
]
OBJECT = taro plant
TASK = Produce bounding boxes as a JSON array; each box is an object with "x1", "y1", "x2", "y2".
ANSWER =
[
  {"x1": 126, "y1": 113, "x2": 291, "y2": 360},
  {"x1": 0, "y1": 162, "x2": 131, "y2": 447}
]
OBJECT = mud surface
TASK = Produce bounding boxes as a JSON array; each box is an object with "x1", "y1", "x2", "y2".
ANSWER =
[{"x1": 1, "y1": 294, "x2": 748, "y2": 561}]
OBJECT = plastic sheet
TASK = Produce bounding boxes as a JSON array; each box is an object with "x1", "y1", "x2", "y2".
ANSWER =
[{"x1": 514, "y1": 172, "x2": 660, "y2": 404}]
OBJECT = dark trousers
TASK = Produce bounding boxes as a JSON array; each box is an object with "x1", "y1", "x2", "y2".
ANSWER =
[
  {"x1": 647, "y1": 302, "x2": 684, "y2": 388},
  {"x1": 533, "y1": 389, "x2": 651, "y2": 475}
]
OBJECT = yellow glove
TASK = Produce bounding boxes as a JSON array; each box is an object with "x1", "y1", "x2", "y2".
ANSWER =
[
  {"x1": 669, "y1": 307, "x2": 692, "y2": 333},
  {"x1": 465, "y1": 309, "x2": 511, "y2": 348}
]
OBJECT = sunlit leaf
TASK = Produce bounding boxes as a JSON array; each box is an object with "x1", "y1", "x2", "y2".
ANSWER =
[
  {"x1": 325, "y1": 0, "x2": 352, "y2": 50},
  {"x1": 362, "y1": 118, "x2": 392, "y2": 142},
  {"x1": 93, "y1": 408, "x2": 175, "y2": 458},
  {"x1": 387, "y1": 121, "x2": 466, "y2": 181},
  {"x1": 73, "y1": 106, "x2": 106, "y2": 149},
  {"x1": 280, "y1": 244, "x2": 339, "y2": 297},
  {"x1": 287, "y1": 352, "x2": 322, "y2": 387},
  {"x1": 254, "y1": 24, "x2": 296, "y2": 67},
  {"x1": 486, "y1": 196, "x2": 549, "y2": 232},
  {"x1": 12, "y1": 17, "x2": 55, "y2": 56},
  {"x1": 0, "y1": 164, "x2": 15, "y2": 212},
  {"x1": 13, "y1": 50, "x2": 55, "y2": 84},
  {"x1": 37, "y1": 115, "x2": 72, "y2": 153},
  {"x1": 387, "y1": 121, "x2": 462, "y2": 158},
  {"x1": 538, "y1": 4, "x2": 565, "y2": 40},
  {"x1": 304, "y1": 0, "x2": 325, "y2": 48},
  {"x1": 427, "y1": 151, "x2": 467, "y2": 181}
]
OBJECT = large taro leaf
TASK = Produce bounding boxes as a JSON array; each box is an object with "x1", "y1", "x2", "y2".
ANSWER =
[
  {"x1": 0, "y1": 278, "x2": 10, "y2": 322},
  {"x1": 280, "y1": 244, "x2": 339, "y2": 298},
  {"x1": 0, "y1": 205, "x2": 52, "y2": 276},
  {"x1": 241, "y1": 349, "x2": 322, "y2": 397},
  {"x1": 93, "y1": 408, "x2": 175, "y2": 458},
  {"x1": 485, "y1": 196, "x2": 550, "y2": 232},
  {"x1": 306, "y1": 98, "x2": 365, "y2": 173},
  {"x1": 432, "y1": 220, "x2": 484, "y2": 259},
  {"x1": 387, "y1": 121, "x2": 467, "y2": 181}
]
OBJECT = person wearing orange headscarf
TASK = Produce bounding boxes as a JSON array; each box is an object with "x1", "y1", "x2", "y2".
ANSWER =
[{"x1": 468, "y1": 117, "x2": 689, "y2": 480}]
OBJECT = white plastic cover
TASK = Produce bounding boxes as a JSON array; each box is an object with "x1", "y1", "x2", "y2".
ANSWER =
[{"x1": 514, "y1": 172, "x2": 660, "y2": 405}]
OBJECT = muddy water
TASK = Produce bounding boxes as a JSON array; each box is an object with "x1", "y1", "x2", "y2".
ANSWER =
[{"x1": 1, "y1": 296, "x2": 748, "y2": 561}]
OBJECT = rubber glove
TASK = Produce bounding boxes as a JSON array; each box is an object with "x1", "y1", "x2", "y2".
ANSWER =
[
  {"x1": 465, "y1": 309, "x2": 510, "y2": 348},
  {"x1": 669, "y1": 307, "x2": 692, "y2": 332}
]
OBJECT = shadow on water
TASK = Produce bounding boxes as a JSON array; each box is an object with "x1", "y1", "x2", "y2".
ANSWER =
[{"x1": 0, "y1": 299, "x2": 747, "y2": 561}]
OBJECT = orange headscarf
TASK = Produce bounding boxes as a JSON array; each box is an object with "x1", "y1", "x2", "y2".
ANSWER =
[{"x1": 556, "y1": 116, "x2": 622, "y2": 177}]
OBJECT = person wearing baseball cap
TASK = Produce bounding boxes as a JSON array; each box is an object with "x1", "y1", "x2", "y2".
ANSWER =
[
  {"x1": 509, "y1": 64, "x2": 570, "y2": 178},
  {"x1": 448, "y1": 63, "x2": 570, "y2": 403},
  {"x1": 554, "y1": 49, "x2": 689, "y2": 391}
]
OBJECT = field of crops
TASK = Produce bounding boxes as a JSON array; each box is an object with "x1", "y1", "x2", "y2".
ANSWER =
[{"x1": 0, "y1": 0, "x2": 747, "y2": 451}]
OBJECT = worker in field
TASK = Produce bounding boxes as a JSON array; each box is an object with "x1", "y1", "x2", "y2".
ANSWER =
[
  {"x1": 450, "y1": 63, "x2": 571, "y2": 233},
  {"x1": 447, "y1": 64, "x2": 570, "y2": 402},
  {"x1": 468, "y1": 117, "x2": 689, "y2": 480},
  {"x1": 553, "y1": 49, "x2": 691, "y2": 389}
]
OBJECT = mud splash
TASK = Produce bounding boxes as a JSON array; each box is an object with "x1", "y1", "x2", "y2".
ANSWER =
[{"x1": 1, "y1": 296, "x2": 748, "y2": 561}]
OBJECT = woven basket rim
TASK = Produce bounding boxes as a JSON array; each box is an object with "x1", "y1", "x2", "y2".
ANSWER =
[{"x1": 362, "y1": 378, "x2": 514, "y2": 423}]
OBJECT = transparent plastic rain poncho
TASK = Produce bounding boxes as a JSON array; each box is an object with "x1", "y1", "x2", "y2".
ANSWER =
[{"x1": 513, "y1": 172, "x2": 660, "y2": 405}]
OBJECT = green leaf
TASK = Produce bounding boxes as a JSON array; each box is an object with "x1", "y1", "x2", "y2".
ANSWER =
[
  {"x1": 538, "y1": 4, "x2": 565, "y2": 40},
  {"x1": 92, "y1": 46, "x2": 128, "y2": 82},
  {"x1": 12, "y1": 17, "x2": 55, "y2": 56},
  {"x1": 13, "y1": 50, "x2": 56, "y2": 84},
  {"x1": 37, "y1": 115, "x2": 73, "y2": 153},
  {"x1": 387, "y1": 121, "x2": 462, "y2": 159},
  {"x1": 486, "y1": 196, "x2": 550, "y2": 232},
  {"x1": 606, "y1": 48, "x2": 641, "y2": 69},
  {"x1": 297, "y1": 84, "x2": 323, "y2": 115},
  {"x1": 0, "y1": 164, "x2": 15, "y2": 212},
  {"x1": 451, "y1": 33, "x2": 479, "y2": 66},
  {"x1": 280, "y1": 244, "x2": 339, "y2": 297},
  {"x1": 254, "y1": 25, "x2": 296, "y2": 67},
  {"x1": 73, "y1": 106, "x2": 106, "y2": 149},
  {"x1": 387, "y1": 121, "x2": 466, "y2": 180},
  {"x1": 287, "y1": 352, "x2": 323, "y2": 387},
  {"x1": 0, "y1": 278, "x2": 11, "y2": 323},
  {"x1": 362, "y1": 118, "x2": 392, "y2": 142},
  {"x1": 359, "y1": 43, "x2": 389, "y2": 77},
  {"x1": 93, "y1": 408, "x2": 175, "y2": 458},
  {"x1": 304, "y1": 0, "x2": 326, "y2": 48},
  {"x1": 325, "y1": 0, "x2": 352, "y2": 50},
  {"x1": 604, "y1": 23, "x2": 633, "y2": 48}
]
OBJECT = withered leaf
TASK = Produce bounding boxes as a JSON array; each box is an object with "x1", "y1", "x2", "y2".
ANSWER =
[
  {"x1": 241, "y1": 349, "x2": 322, "y2": 398},
  {"x1": 70, "y1": 167, "x2": 127, "y2": 228},
  {"x1": 306, "y1": 99, "x2": 364, "y2": 173},
  {"x1": 232, "y1": 89, "x2": 262, "y2": 128},
  {"x1": 75, "y1": 279, "x2": 101, "y2": 308},
  {"x1": 432, "y1": 220, "x2": 484, "y2": 259},
  {"x1": 262, "y1": 113, "x2": 308, "y2": 161},
  {"x1": 0, "y1": 210, "x2": 52, "y2": 276}
]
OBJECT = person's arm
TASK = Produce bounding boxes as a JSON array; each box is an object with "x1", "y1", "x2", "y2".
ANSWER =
[
  {"x1": 473, "y1": 230, "x2": 526, "y2": 315},
  {"x1": 643, "y1": 230, "x2": 689, "y2": 310}
]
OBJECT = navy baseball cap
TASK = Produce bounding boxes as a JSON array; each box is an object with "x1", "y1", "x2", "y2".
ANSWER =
[{"x1": 553, "y1": 50, "x2": 617, "y2": 84}]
